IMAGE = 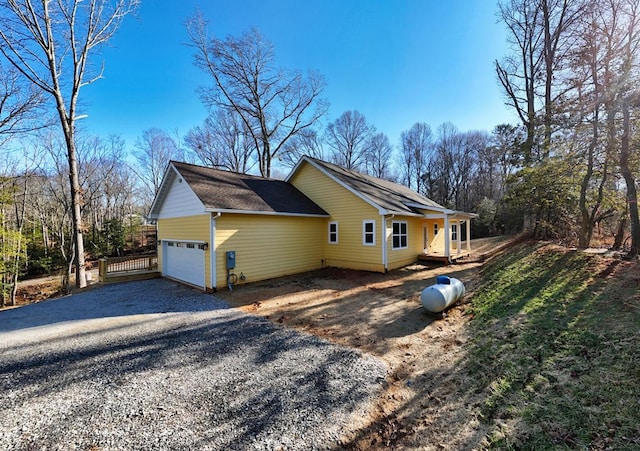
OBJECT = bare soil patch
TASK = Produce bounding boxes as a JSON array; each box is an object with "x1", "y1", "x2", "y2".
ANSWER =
[
  {"x1": 226, "y1": 238, "x2": 640, "y2": 450},
  {"x1": 3, "y1": 268, "x2": 101, "y2": 310},
  {"x1": 223, "y1": 259, "x2": 488, "y2": 449},
  {"x1": 11, "y1": 275, "x2": 65, "y2": 308},
  {"x1": 222, "y1": 236, "x2": 516, "y2": 449}
]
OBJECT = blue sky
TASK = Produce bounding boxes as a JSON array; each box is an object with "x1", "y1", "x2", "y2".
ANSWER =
[{"x1": 80, "y1": 0, "x2": 516, "y2": 151}]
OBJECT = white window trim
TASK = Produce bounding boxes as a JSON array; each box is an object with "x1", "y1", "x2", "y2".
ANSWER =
[
  {"x1": 362, "y1": 220, "x2": 376, "y2": 246},
  {"x1": 392, "y1": 220, "x2": 408, "y2": 250},
  {"x1": 434, "y1": 223, "x2": 439, "y2": 236},
  {"x1": 451, "y1": 223, "x2": 458, "y2": 241},
  {"x1": 328, "y1": 221, "x2": 338, "y2": 244}
]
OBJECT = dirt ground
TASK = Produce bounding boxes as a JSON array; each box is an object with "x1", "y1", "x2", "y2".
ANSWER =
[
  {"x1": 222, "y1": 237, "x2": 513, "y2": 450},
  {"x1": 6, "y1": 268, "x2": 100, "y2": 309}
]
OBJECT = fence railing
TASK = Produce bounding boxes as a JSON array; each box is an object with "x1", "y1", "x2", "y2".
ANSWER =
[{"x1": 98, "y1": 254, "x2": 159, "y2": 283}]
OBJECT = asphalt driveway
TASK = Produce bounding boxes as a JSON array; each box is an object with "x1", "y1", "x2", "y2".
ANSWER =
[{"x1": 0, "y1": 279, "x2": 387, "y2": 450}]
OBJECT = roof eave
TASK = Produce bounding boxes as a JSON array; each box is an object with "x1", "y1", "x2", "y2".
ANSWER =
[
  {"x1": 148, "y1": 162, "x2": 178, "y2": 218},
  {"x1": 205, "y1": 208, "x2": 330, "y2": 218},
  {"x1": 381, "y1": 210, "x2": 425, "y2": 217},
  {"x1": 403, "y1": 201, "x2": 448, "y2": 212}
]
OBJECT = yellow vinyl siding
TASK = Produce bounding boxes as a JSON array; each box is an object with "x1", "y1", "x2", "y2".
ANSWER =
[
  {"x1": 157, "y1": 214, "x2": 211, "y2": 287},
  {"x1": 386, "y1": 217, "x2": 421, "y2": 270},
  {"x1": 215, "y1": 214, "x2": 324, "y2": 288},
  {"x1": 290, "y1": 162, "x2": 384, "y2": 272}
]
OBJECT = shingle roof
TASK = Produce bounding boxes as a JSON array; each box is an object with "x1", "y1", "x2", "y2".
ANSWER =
[
  {"x1": 172, "y1": 161, "x2": 328, "y2": 216},
  {"x1": 301, "y1": 157, "x2": 446, "y2": 215}
]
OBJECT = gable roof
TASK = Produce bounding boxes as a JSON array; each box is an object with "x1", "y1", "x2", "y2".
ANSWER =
[
  {"x1": 150, "y1": 161, "x2": 328, "y2": 218},
  {"x1": 287, "y1": 156, "x2": 450, "y2": 216}
]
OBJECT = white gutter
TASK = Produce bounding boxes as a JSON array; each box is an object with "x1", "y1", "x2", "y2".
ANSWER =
[{"x1": 203, "y1": 208, "x2": 329, "y2": 218}]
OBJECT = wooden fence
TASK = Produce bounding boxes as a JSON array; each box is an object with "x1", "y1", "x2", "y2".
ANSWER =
[{"x1": 98, "y1": 254, "x2": 160, "y2": 284}]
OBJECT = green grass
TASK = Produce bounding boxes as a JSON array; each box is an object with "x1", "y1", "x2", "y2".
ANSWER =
[{"x1": 466, "y1": 242, "x2": 640, "y2": 450}]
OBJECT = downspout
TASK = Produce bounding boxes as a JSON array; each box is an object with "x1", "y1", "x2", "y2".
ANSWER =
[
  {"x1": 382, "y1": 214, "x2": 394, "y2": 272},
  {"x1": 210, "y1": 212, "x2": 221, "y2": 291}
]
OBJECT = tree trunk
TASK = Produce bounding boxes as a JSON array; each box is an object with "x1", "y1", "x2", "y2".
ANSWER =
[
  {"x1": 578, "y1": 139, "x2": 595, "y2": 248},
  {"x1": 620, "y1": 99, "x2": 640, "y2": 257},
  {"x1": 613, "y1": 210, "x2": 627, "y2": 250},
  {"x1": 542, "y1": 0, "x2": 553, "y2": 157},
  {"x1": 9, "y1": 177, "x2": 28, "y2": 306},
  {"x1": 54, "y1": 101, "x2": 87, "y2": 288},
  {"x1": 9, "y1": 270, "x2": 19, "y2": 307},
  {"x1": 578, "y1": 97, "x2": 604, "y2": 248}
]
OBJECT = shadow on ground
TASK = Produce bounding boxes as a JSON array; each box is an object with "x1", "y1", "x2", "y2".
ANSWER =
[
  {"x1": 222, "y1": 242, "x2": 640, "y2": 450},
  {"x1": 0, "y1": 278, "x2": 227, "y2": 333},
  {"x1": 0, "y1": 279, "x2": 386, "y2": 450}
]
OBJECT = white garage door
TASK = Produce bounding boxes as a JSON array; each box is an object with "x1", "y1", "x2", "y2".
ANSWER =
[{"x1": 163, "y1": 241, "x2": 205, "y2": 288}]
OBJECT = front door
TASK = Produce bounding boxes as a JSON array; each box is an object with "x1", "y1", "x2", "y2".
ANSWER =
[{"x1": 422, "y1": 224, "x2": 429, "y2": 254}]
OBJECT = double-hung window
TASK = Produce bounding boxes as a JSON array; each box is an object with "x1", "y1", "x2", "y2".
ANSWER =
[
  {"x1": 451, "y1": 223, "x2": 458, "y2": 241},
  {"x1": 328, "y1": 221, "x2": 338, "y2": 244},
  {"x1": 363, "y1": 220, "x2": 375, "y2": 246},
  {"x1": 392, "y1": 221, "x2": 408, "y2": 249}
]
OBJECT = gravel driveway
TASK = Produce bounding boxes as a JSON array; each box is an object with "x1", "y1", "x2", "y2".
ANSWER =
[{"x1": 0, "y1": 279, "x2": 387, "y2": 450}]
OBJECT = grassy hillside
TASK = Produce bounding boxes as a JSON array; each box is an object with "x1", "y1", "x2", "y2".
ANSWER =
[{"x1": 466, "y1": 242, "x2": 640, "y2": 449}]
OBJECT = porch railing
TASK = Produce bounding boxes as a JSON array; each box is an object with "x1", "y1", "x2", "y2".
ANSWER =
[{"x1": 98, "y1": 254, "x2": 159, "y2": 283}]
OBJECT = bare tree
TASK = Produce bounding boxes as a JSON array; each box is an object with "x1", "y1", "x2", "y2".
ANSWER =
[
  {"x1": 0, "y1": 0, "x2": 139, "y2": 288},
  {"x1": 496, "y1": 0, "x2": 542, "y2": 161},
  {"x1": 279, "y1": 128, "x2": 326, "y2": 168},
  {"x1": 569, "y1": 1, "x2": 610, "y2": 248},
  {"x1": 0, "y1": 64, "x2": 48, "y2": 144},
  {"x1": 616, "y1": 0, "x2": 640, "y2": 257},
  {"x1": 133, "y1": 128, "x2": 182, "y2": 208},
  {"x1": 488, "y1": 124, "x2": 524, "y2": 200},
  {"x1": 188, "y1": 16, "x2": 327, "y2": 177},
  {"x1": 434, "y1": 123, "x2": 466, "y2": 208},
  {"x1": 185, "y1": 109, "x2": 254, "y2": 173},
  {"x1": 76, "y1": 134, "x2": 129, "y2": 249},
  {"x1": 364, "y1": 132, "x2": 394, "y2": 179},
  {"x1": 496, "y1": 0, "x2": 580, "y2": 161},
  {"x1": 400, "y1": 122, "x2": 433, "y2": 194},
  {"x1": 540, "y1": 0, "x2": 582, "y2": 152},
  {"x1": 459, "y1": 131, "x2": 490, "y2": 211},
  {"x1": 325, "y1": 110, "x2": 375, "y2": 171},
  {"x1": 565, "y1": 0, "x2": 640, "y2": 253}
]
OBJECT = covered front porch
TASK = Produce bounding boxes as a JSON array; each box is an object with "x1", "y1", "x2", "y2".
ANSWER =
[{"x1": 418, "y1": 211, "x2": 476, "y2": 263}]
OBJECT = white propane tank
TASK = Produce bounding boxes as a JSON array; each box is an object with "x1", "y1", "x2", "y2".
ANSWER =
[{"x1": 421, "y1": 276, "x2": 465, "y2": 313}]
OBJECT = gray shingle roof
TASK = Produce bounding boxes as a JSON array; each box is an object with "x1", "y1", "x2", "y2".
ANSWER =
[
  {"x1": 172, "y1": 161, "x2": 328, "y2": 216},
  {"x1": 302, "y1": 157, "x2": 445, "y2": 214}
]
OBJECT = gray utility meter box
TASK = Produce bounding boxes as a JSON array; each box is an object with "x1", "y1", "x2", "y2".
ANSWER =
[{"x1": 226, "y1": 251, "x2": 236, "y2": 269}]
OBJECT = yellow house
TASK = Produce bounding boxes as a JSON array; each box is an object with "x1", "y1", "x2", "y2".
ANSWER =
[{"x1": 148, "y1": 158, "x2": 476, "y2": 291}]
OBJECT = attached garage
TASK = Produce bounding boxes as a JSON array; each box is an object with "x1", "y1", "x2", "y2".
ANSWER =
[
  {"x1": 162, "y1": 240, "x2": 206, "y2": 288},
  {"x1": 148, "y1": 161, "x2": 329, "y2": 291}
]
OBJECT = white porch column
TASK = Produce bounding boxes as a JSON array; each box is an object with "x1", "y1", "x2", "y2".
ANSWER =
[
  {"x1": 466, "y1": 218, "x2": 471, "y2": 251},
  {"x1": 457, "y1": 219, "x2": 462, "y2": 255},
  {"x1": 444, "y1": 214, "x2": 450, "y2": 260}
]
